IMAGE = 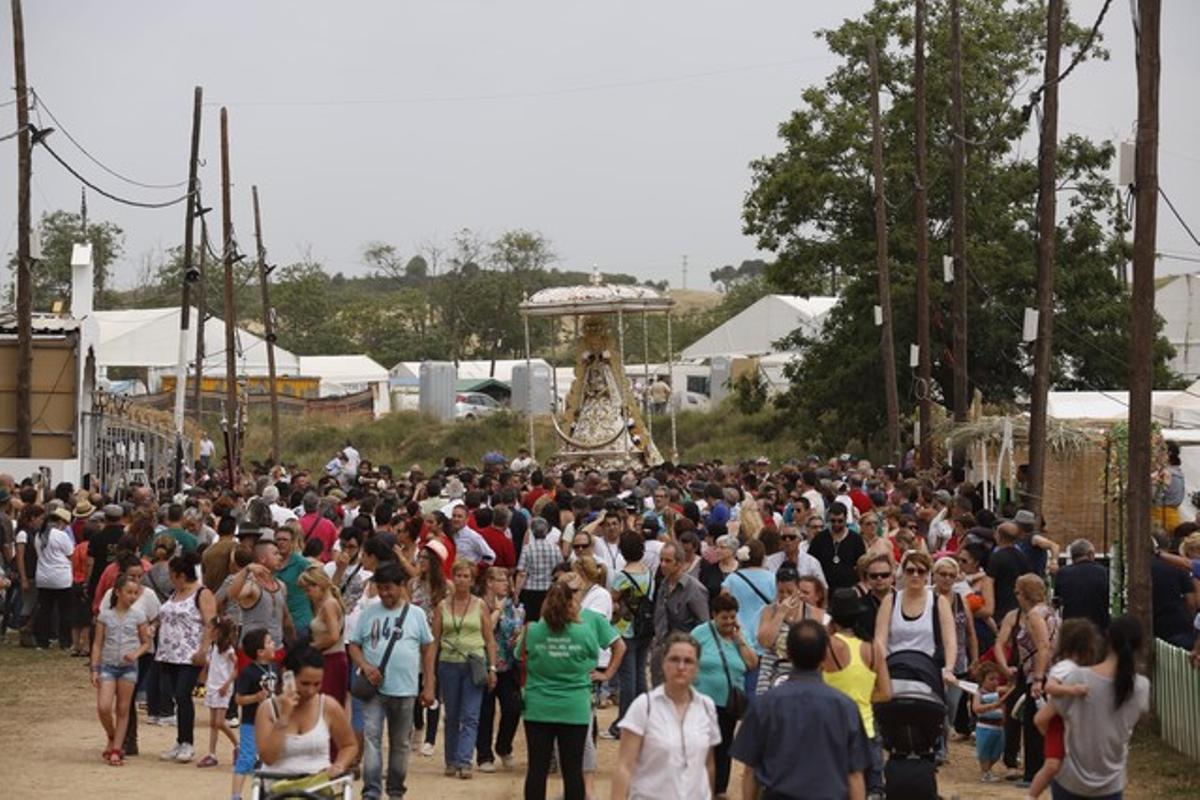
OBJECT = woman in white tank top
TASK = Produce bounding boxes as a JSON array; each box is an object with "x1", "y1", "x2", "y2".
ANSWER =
[
  {"x1": 256, "y1": 647, "x2": 359, "y2": 779},
  {"x1": 872, "y1": 551, "x2": 959, "y2": 683}
]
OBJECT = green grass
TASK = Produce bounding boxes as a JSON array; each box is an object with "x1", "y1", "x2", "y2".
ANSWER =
[{"x1": 236, "y1": 403, "x2": 818, "y2": 469}]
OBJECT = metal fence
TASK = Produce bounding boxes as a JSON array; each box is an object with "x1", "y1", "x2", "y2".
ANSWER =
[
  {"x1": 80, "y1": 404, "x2": 191, "y2": 499},
  {"x1": 1154, "y1": 638, "x2": 1200, "y2": 762}
]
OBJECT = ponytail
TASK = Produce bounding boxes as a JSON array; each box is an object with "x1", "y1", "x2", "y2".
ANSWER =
[{"x1": 1107, "y1": 614, "x2": 1143, "y2": 709}]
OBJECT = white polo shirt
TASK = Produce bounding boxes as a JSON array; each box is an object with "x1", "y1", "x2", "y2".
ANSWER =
[{"x1": 618, "y1": 684, "x2": 722, "y2": 800}]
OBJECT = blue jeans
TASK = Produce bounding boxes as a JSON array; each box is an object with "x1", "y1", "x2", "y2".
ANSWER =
[
  {"x1": 362, "y1": 694, "x2": 415, "y2": 800},
  {"x1": 614, "y1": 636, "x2": 649, "y2": 728},
  {"x1": 438, "y1": 661, "x2": 484, "y2": 769}
]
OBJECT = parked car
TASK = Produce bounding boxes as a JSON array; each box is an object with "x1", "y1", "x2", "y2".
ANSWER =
[{"x1": 455, "y1": 391, "x2": 503, "y2": 419}]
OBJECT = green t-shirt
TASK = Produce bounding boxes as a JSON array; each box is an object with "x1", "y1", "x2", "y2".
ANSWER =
[
  {"x1": 276, "y1": 551, "x2": 313, "y2": 630},
  {"x1": 140, "y1": 527, "x2": 198, "y2": 558},
  {"x1": 521, "y1": 609, "x2": 618, "y2": 725}
]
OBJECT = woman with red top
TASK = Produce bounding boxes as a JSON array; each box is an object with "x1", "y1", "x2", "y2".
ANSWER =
[{"x1": 69, "y1": 521, "x2": 94, "y2": 656}]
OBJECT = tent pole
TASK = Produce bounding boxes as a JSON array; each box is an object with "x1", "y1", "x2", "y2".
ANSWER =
[
  {"x1": 524, "y1": 314, "x2": 534, "y2": 461},
  {"x1": 642, "y1": 311, "x2": 652, "y2": 437},
  {"x1": 618, "y1": 309, "x2": 628, "y2": 461},
  {"x1": 667, "y1": 311, "x2": 678, "y2": 462}
]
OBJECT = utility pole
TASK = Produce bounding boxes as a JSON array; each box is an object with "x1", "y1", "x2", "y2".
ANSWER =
[
  {"x1": 681, "y1": 254, "x2": 688, "y2": 290},
  {"x1": 868, "y1": 38, "x2": 901, "y2": 462},
  {"x1": 252, "y1": 186, "x2": 281, "y2": 465},
  {"x1": 914, "y1": 0, "x2": 933, "y2": 469},
  {"x1": 11, "y1": 0, "x2": 32, "y2": 457},
  {"x1": 173, "y1": 86, "x2": 203, "y2": 493},
  {"x1": 950, "y1": 0, "x2": 969, "y2": 460},
  {"x1": 192, "y1": 219, "x2": 207, "y2": 428},
  {"x1": 1127, "y1": 0, "x2": 1160, "y2": 664},
  {"x1": 1027, "y1": 1, "x2": 1062, "y2": 521},
  {"x1": 219, "y1": 107, "x2": 239, "y2": 486}
]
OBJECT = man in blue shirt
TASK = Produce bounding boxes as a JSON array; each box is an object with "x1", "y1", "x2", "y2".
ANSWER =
[
  {"x1": 348, "y1": 562, "x2": 436, "y2": 800},
  {"x1": 731, "y1": 620, "x2": 869, "y2": 800}
]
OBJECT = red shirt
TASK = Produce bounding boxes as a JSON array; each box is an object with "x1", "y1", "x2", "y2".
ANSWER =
[
  {"x1": 522, "y1": 487, "x2": 549, "y2": 511},
  {"x1": 479, "y1": 526, "x2": 516, "y2": 569},
  {"x1": 849, "y1": 490, "x2": 873, "y2": 515},
  {"x1": 71, "y1": 541, "x2": 89, "y2": 585},
  {"x1": 298, "y1": 512, "x2": 339, "y2": 562},
  {"x1": 92, "y1": 557, "x2": 153, "y2": 615}
]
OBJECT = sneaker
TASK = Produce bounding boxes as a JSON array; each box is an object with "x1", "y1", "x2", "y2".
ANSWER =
[
  {"x1": 196, "y1": 754, "x2": 218, "y2": 768},
  {"x1": 477, "y1": 761, "x2": 495, "y2": 773},
  {"x1": 598, "y1": 727, "x2": 619, "y2": 740},
  {"x1": 444, "y1": 766, "x2": 457, "y2": 776},
  {"x1": 175, "y1": 743, "x2": 195, "y2": 763},
  {"x1": 156, "y1": 715, "x2": 178, "y2": 727},
  {"x1": 457, "y1": 767, "x2": 473, "y2": 780},
  {"x1": 420, "y1": 742, "x2": 435, "y2": 757},
  {"x1": 228, "y1": 717, "x2": 240, "y2": 729},
  {"x1": 500, "y1": 754, "x2": 515, "y2": 770},
  {"x1": 981, "y1": 772, "x2": 999, "y2": 783},
  {"x1": 159, "y1": 743, "x2": 183, "y2": 761}
]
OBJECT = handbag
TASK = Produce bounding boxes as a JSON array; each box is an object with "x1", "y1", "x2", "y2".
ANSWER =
[
  {"x1": 445, "y1": 598, "x2": 488, "y2": 687},
  {"x1": 350, "y1": 604, "x2": 410, "y2": 702},
  {"x1": 711, "y1": 621, "x2": 749, "y2": 720}
]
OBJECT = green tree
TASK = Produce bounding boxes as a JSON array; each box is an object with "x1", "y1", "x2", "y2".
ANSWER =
[
  {"x1": 490, "y1": 229, "x2": 555, "y2": 274},
  {"x1": 18, "y1": 210, "x2": 123, "y2": 310},
  {"x1": 743, "y1": 0, "x2": 1180, "y2": 451},
  {"x1": 270, "y1": 261, "x2": 354, "y2": 355}
]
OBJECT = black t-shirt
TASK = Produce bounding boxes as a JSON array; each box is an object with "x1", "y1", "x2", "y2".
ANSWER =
[
  {"x1": 987, "y1": 544, "x2": 1031, "y2": 620},
  {"x1": 87, "y1": 524, "x2": 125, "y2": 593},
  {"x1": 1151, "y1": 558, "x2": 1195, "y2": 642},
  {"x1": 1054, "y1": 560, "x2": 1110, "y2": 630},
  {"x1": 807, "y1": 530, "x2": 866, "y2": 590},
  {"x1": 236, "y1": 661, "x2": 279, "y2": 724}
]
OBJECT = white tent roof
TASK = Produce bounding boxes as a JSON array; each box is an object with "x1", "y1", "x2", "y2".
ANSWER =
[
  {"x1": 93, "y1": 307, "x2": 299, "y2": 376},
  {"x1": 299, "y1": 355, "x2": 388, "y2": 384},
  {"x1": 389, "y1": 358, "x2": 553, "y2": 386},
  {"x1": 1155, "y1": 274, "x2": 1200, "y2": 379},
  {"x1": 681, "y1": 294, "x2": 837, "y2": 360},
  {"x1": 1047, "y1": 390, "x2": 1178, "y2": 424}
]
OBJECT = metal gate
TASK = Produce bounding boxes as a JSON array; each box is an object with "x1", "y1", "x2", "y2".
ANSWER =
[{"x1": 81, "y1": 393, "x2": 192, "y2": 499}]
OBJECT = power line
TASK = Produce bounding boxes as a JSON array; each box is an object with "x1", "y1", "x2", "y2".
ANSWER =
[
  {"x1": 31, "y1": 89, "x2": 189, "y2": 190},
  {"x1": 1159, "y1": 187, "x2": 1200, "y2": 249},
  {"x1": 1020, "y1": 0, "x2": 1114, "y2": 122},
  {"x1": 36, "y1": 136, "x2": 193, "y2": 209}
]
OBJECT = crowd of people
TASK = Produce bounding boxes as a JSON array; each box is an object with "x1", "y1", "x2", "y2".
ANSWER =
[{"x1": 0, "y1": 444, "x2": 1191, "y2": 800}]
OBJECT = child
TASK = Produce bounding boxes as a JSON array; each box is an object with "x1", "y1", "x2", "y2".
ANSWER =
[
  {"x1": 1029, "y1": 618, "x2": 1100, "y2": 800},
  {"x1": 198, "y1": 617, "x2": 240, "y2": 768},
  {"x1": 972, "y1": 661, "x2": 1013, "y2": 783},
  {"x1": 91, "y1": 574, "x2": 151, "y2": 767},
  {"x1": 231, "y1": 627, "x2": 278, "y2": 800}
]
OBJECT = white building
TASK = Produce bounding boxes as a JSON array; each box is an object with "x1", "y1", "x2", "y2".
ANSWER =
[{"x1": 298, "y1": 355, "x2": 391, "y2": 417}]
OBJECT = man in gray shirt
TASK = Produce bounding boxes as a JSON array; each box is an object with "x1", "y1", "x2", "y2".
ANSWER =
[{"x1": 650, "y1": 541, "x2": 709, "y2": 685}]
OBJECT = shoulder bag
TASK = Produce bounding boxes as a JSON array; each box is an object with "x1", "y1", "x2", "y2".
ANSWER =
[
  {"x1": 710, "y1": 621, "x2": 749, "y2": 719},
  {"x1": 350, "y1": 603, "x2": 410, "y2": 702}
]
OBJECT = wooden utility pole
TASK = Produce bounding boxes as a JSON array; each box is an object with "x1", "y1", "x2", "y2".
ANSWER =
[
  {"x1": 173, "y1": 86, "x2": 203, "y2": 492},
  {"x1": 914, "y1": 0, "x2": 933, "y2": 469},
  {"x1": 1127, "y1": 0, "x2": 1160, "y2": 659},
  {"x1": 192, "y1": 220, "x2": 207, "y2": 428},
  {"x1": 219, "y1": 107, "x2": 239, "y2": 485},
  {"x1": 252, "y1": 186, "x2": 281, "y2": 465},
  {"x1": 11, "y1": 0, "x2": 32, "y2": 457},
  {"x1": 1027, "y1": 1, "x2": 1063, "y2": 520},
  {"x1": 868, "y1": 38, "x2": 901, "y2": 462},
  {"x1": 950, "y1": 0, "x2": 969, "y2": 458}
]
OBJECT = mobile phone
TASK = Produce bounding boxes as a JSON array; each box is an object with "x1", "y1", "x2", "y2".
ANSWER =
[{"x1": 281, "y1": 669, "x2": 296, "y2": 695}]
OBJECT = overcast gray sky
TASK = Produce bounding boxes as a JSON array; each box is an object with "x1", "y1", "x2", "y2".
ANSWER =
[{"x1": 3, "y1": 0, "x2": 1198, "y2": 291}]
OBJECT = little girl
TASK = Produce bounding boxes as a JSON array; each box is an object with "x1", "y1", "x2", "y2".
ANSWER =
[
  {"x1": 197, "y1": 616, "x2": 239, "y2": 768},
  {"x1": 91, "y1": 574, "x2": 151, "y2": 767},
  {"x1": 1028, "y1": 618, "x2": 1099, "y2": 800},
  {"x1": 972, "y1": 661, "x2": 1013, "y2": 783}
]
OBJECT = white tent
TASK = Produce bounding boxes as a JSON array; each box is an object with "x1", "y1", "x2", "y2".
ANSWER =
[
  {"x1": 1155, "y1": 274, "x2": 1200, "y2": 380},
  {"x1": 298, "y1": 355, "x2": 391, "y2": 417},
  {"x1": 93, "y1": 307, "x2": 300, "y2": 391},
  {"x1": 1047, "y1": 390, "x2": 1178, "y2": 424},
  {"x1": 1153, "y1": 380, "x2": 1200, "y2": 428},
  {"x1": 389, "y1": 358, "x2": 553, "y2": 385},
  {"x1": 681, "y1": 294, "x2": 837, "y2": 360}
]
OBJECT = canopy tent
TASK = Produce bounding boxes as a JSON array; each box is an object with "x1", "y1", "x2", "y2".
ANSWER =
[
  {"x1": 298, "y1": 355, "x2": 391, "y2": 417},
  {"x1": 1047, "y1": 390, "x2": 1178, "y2": 425},
  {"x1": 93, "y1": 307, "x2": 300, "y2": 390},
  {"x1": 681, "y1": 294, "x2": 837, "y2": 360},
  {"x1": 1155, "y1": 274, "x2": 1200, "y2": 380}
]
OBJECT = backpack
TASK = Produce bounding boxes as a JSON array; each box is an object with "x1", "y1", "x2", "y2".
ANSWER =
[{"x1": 620, "y1": 570, "x2": 655, "y2": 640}]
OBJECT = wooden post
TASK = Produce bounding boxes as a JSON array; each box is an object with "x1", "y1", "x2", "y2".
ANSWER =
[
  {"x1": 914, "y1": 0, "x2": 933, "y2": 469},
  {"x1": 1027, "y1": 1, "x2": 1062, "y2": 519},
  {"x1": 868, "y1": 38, "x2": 901, "y2": 462},
  {"x1": 219, "y1": 108, "x2": 239, "y2": 485},
  {"x1": 1127, "y1": 0, "x2": 1161, "y2": 662},
  {"x1": 950, "y1": 0, "x2": 969, "y2": 455},
  {"x1": 192, "y1": 220, "x2": 207, "y2": 428},
  {"x1": 173, "y1": 86, "x2": 203, "y2": 491},
  {"x1": 11, "y1": 0, "x2": 32, "y2": 457},
  {"x1": 252, "y1": 186, "x2": 281, "y2": 465}
]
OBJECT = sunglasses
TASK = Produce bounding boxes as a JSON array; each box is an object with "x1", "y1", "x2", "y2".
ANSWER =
[
  {"x1": 867, "y1": 571, "x2": 892, "y2": 580},
  {"x1": 780, "y1": 534, "x2": 799, "y2": 541},
  {"x1": 572, "y1": 543, "x2": 589, "y2": 550},
  {"x1": 904, "y1": 566, "x2": 929, "y2": 576}
]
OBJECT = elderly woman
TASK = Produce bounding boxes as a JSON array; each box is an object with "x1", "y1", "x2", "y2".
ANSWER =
[
  {"x1": 995, "y1": 573, "x2": 1060, "y2": 784},
  {"x1": 611, "y1": 632, "x2": 721, "y2": 800},
  {"x1": 932, "y1": 555, "x2": 978, "y2": 755}
]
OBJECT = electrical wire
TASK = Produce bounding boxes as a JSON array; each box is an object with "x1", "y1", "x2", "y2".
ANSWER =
[
  {"x1": 31, "y1": 89, "x2": 189, "y2": 190},
  {"x1": 1159, "y1": 187, "x2": 1200, "y2": 249},
  {"x1": 36, "y1": 137, "x2": 193, "y2": 209},
  {"x1": 1020, "y1": 0, "x2": 1114, "y2": 122}
]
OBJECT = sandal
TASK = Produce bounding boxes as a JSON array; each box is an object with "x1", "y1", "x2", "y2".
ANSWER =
[
  {"x1": 101, "y1": 747, "x2": 113, "y2": 762},
  {"x1": 107, "y1": 749, "x2": 124, "y2": 767}
]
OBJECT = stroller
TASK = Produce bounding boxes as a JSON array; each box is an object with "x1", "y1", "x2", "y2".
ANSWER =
[{"x1": 873, "y1": 650, "x2": 945, "y2": 800}]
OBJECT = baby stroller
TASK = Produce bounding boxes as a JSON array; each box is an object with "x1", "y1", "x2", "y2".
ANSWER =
[
  {"x1": 249, "y1": 769, "x2": 354, "y2": 800},
  {"x1": 873, "y1": 650, "x2": 945, "y2": 800}
]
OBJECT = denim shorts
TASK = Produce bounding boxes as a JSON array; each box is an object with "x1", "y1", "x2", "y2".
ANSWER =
[
  {"x1": 976, "y1": 723, "x2": 1005, "y2": 762},
  {"x1": 99, "y1": 663, "x2": 138, "y2": 684},
  {"x1": 235, "y1": 723, "x2": 258, "y2": 775}
]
